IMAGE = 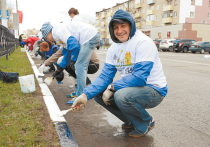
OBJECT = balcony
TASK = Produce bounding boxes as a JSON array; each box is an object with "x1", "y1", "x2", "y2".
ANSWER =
[
  {"x1": 101, "y1": 34, "x2": 107, "y2": 38},
  {"x1": 101, "y1": 14, "x2": 107, "y2": 19},
  {"x1": 162, "y1": 17, "x2": 173, "y2": 24},
  {"x1": 146, "y1": 20, "x2": 155, "y2": 26},
  {"x1": 147, "y1": 10, "x2": 155, "y2": 15},
  {"x1": 147, "y1": 0, "x2": 155, "y2": 5},
  {"x1": 96, "y1": 16, "x2": 100, "y2": 20},
  {"x1": 100, "y1": 22, "x2": 106, "y2": 26},
  {"x1": 163, "y1": 5, "x2": 174, "y2": 12},
  {"x1": 135, "y1": 3, "x2": 142, "y2": 9},
  {"x1": 109, "y1": 12, "x2": 113, "y2": 16},
  {"x1": 136, "y1": 22, "x2": 142, "y2": 28},
  {"x1": 96, "y1": 23, "x2": 100, "y2": 27},
  {"x1": 134, "y1": 13, "x2": 142, "y2": 18},
  {"x1": 101, "y1": 28, "x2": 107, "y2": 32}
]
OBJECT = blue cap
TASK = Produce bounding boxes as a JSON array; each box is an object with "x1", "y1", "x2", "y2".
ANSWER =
[{"x1": 41, "y1": 22, "x2": 53, "y2": 39}]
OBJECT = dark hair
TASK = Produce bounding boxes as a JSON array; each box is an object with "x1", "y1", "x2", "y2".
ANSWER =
[{"x1": 68, "y1": 8, "x2": 79, "y2": 16}]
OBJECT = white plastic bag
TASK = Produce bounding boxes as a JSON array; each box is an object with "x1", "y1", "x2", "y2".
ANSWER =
[{"x1": 19, "y1": 74, "x2": 36, "y2": 93}]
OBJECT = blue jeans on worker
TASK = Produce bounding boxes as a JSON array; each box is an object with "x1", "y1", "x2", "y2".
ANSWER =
[
  {"x1": 75, "y1": 32, "x2": 100, "y2": 96},
  {"x1": 94, "y1": 86, "x2": 163, "y2": 134}
]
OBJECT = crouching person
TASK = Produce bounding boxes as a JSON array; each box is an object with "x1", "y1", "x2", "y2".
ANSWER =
[{"x1": 71, "y1": 9, "x2": 168, "y2": 137}]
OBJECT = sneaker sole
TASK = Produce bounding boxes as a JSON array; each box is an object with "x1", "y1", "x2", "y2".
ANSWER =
[
  {"x1": 128, "y1": 132, "x2": 146, "y2": 137},
  {"x1": 66, "y1": 96, "x2": 76, "y2": 98},
  {"x1": 128, "y1": 124, "x2": 155, "y2": 138},
  {"x1": 146, "y1": 123, "x2": 155, "y2": 134},
  {"x1": 122, "y1": 125, "x2": 134, "y2": 129}
]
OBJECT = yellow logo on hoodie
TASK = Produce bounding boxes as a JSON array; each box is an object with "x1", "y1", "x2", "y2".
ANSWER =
[{"x1": 125, "y1": 52, "x2": 131, "y2": 65}]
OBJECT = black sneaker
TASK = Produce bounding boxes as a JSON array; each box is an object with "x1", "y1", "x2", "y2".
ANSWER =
[
  {"x1": 122, "y1": 123, "x2": 134, "y2": 129},
  {"x1": 128, "y1": 117, "x2": 155, "y2": 137}
]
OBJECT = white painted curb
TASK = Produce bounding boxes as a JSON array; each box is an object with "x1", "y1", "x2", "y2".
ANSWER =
[{"x1": 26, "y1": 51, "x2": 66, "y2": 122}]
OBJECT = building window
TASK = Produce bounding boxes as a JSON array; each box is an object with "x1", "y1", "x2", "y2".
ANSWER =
[
  {"x1": 208, "y1": 13, "x2": 210, "y2": 19},
  {"x1": 191, "y1": 0, "x2": 195, "y2": 5},
  {"x1": 209, "y1": 0, "x2": 210, "y2": 6},
  {"x1": 167, "y1": 32, "x2": 171, "y2": 38},
  {"x1": 174, "y1": 0, "x2": 178, "y2": 5},
  {"x1": 202, "y1": 20, "x2": 206, "y2": 24},
  {"x1": 142, "y1": 8, "x2": 145, "y2": 13},
  {"x1": 135, "y1": 0, "x2": 139, "y2": 4},
  {"x1": 190, "y1": 12, "x2": 195, "y2": 17},
  {"x1": 174, "y1": 11, "x2": 177, "y2": 18},
  {"x1": 156, "y1": 5, "x2": 159, "y2": 10},
  {"x1": 146, "y1": 15, "x2": 154, "y2": 21},
  {"x1": 162, "y1": 3, "x2": 165, "y2": 8},
  {"x1": 158, "y1": 32, "x2": 161, "y2": 39},
  {"x1": 155, "y1": 16, "x2": 158, "y2": 21}
]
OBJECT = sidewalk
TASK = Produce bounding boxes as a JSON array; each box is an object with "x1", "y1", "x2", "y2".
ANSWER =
[
  {"x1": 27, "y1": 51, "x2": 78, "y2": 147},
  {"x1": 30, "y1": 50, "x2": 158, "y2": 147}
]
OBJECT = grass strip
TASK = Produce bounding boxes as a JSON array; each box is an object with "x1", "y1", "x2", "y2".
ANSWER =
[{"x1": 0, "y1": 47, "x2": 60, "y2": 146}]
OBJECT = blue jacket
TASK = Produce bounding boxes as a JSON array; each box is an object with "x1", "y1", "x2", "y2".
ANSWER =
[
  {"x1": 45, "y1": 45, "x2": 59, "y2": 58},
  {"x1": 59, "y1": 36, "x2": 80, "y2": 69}
]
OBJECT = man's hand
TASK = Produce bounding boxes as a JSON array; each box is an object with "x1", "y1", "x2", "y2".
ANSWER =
[
  {"x1": 72, "y1": 94, "x2": 88, "y2": 111},
  {"x1": 39, "y1": 64, "x2": 45, "y2": 73},
  {"x1": 102, "y1": 87, "x2": 114, "y2": 105}
]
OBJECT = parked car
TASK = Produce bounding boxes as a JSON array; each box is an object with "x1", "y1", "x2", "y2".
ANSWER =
[
  {"x1": 189, "y1": 41, "x2": 210, "y2": 54},
  {"x1": 172, "y1": 39, "x2": 181, "y2": 52},
  {"x1": 173, "y1": 39, "x2": 196, "y2": 53},
  {"x1": 159, "y1": 39, "x2": 175, "y2": 52},
  {"x1": 153, "y1": 39, "x2": 162, "y2": 50}
]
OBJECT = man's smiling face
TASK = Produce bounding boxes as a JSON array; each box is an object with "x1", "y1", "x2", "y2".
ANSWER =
[{"x1": 113, "y1": 21, "x2": 131, "y2": 43}]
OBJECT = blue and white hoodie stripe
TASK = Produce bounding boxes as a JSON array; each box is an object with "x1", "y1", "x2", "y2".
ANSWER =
[{"x1": 83, "y1": 9, "x2": 168, "y2": 99}]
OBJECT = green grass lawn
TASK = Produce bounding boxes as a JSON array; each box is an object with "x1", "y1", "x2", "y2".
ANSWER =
[{"x1": 0, "y1": 47, "x2": 59, "y2": 146}]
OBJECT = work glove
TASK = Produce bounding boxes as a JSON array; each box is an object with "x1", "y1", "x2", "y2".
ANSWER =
[
  {"x1": 102, "y1": 88, "x2": 114, "y2": 105},
  {"x1": 39, "y1": 64, "x2": 45, "y2": 73},
  {"x1": 52, "y1": 65, "x2": 64, "y2": 79},
  {"x1": 71, "y1": 94, "x2": 88, "y2": 111}
]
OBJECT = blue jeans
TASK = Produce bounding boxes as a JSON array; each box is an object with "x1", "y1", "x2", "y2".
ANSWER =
[
  {"x1": 75, "y1": 33, "x2": 100, "y2": 96},
  {"x1": 94, "y1": 86, "x2": 163, "y2": 134}
]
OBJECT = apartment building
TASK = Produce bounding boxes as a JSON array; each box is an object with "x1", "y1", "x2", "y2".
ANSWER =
[{"x1": 96, "y1": 0, "x2": 210, "y2": 45}]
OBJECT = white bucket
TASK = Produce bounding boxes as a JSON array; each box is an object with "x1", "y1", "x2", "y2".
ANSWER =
[
  {"x1": 21, "y1": 48, "x2": 26, "y2": 52},
  {"x1": 19, "y1": 74, "x2": 36, "y2": 93}
]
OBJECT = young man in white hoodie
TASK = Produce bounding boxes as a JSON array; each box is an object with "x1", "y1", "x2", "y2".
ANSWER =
[{"x1": 71, "y1": 9, "x2": 168, "y2": 137}]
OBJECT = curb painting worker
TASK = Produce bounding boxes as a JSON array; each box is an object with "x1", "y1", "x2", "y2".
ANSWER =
[{"x1": 71, "y1": 9, "x2": 168, "y2": 137}]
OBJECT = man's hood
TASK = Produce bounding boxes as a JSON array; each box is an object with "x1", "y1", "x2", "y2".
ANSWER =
[{"x1": 109, "y1": 9, "x2": 136, "y2": 43}]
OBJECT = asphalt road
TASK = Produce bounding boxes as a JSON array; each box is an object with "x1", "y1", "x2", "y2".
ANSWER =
[{"x1": 33, "y1": 50, "x2": 210, "y2": 147}]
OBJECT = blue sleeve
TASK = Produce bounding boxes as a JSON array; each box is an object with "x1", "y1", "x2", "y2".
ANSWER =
[
  {"x1": 83, "y1": 63, "x2": 117, "y2": 100},
  {"x1": 113, "y1": 61, "x2": 153, "y2": 91},
  {"x1": 21, "y1": 41, "x2": 26, "y2": 45},
  {"x1": 59, "y1": 36, "x2": 80, "y2": 68}
]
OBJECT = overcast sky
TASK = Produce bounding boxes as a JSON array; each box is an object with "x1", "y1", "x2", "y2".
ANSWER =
[{"x1": 7, "y1": 0, "x2": 127, "y2": 33}]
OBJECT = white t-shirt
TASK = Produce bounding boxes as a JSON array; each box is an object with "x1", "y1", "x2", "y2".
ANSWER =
[
  {"x1": 71, "y1": 15, "x2": 81, "y2": 22},
  {"x1": 106, "y1": 30, "x2": 167, "y2": 89},
  {"x1": 52, "y1": 21, "x2": 97, "y2": 45}
]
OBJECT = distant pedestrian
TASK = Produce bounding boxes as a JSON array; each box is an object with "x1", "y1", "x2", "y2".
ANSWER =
[
  {"x1": 19, "y1": 34, "x2": 24, "y2": 47},
  {"x1": 22, "y1": 37, "x2": 39, "y2": 51},
  {"x1": 37, "y1": 29, "x2": 43, "y2": 39},
  {"x1": 68, "y1": 8, "x2": 81, "y2": 21}
]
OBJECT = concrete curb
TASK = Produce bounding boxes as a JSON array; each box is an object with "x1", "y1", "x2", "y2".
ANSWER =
[{"x1": 25, "y1": 50, "x2": 78, "y2": 147}]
